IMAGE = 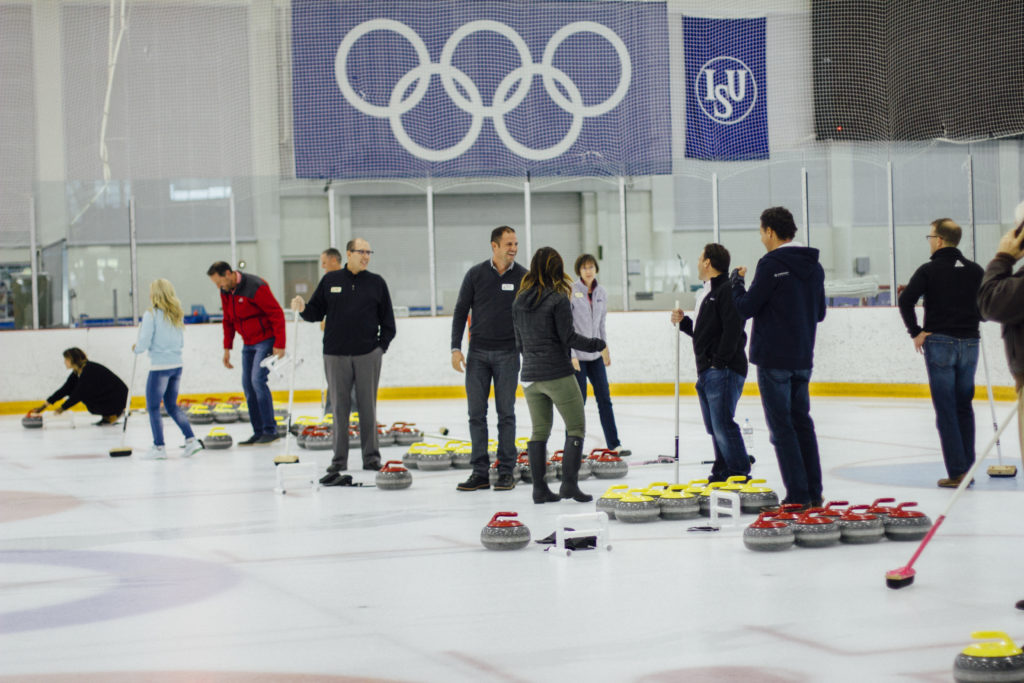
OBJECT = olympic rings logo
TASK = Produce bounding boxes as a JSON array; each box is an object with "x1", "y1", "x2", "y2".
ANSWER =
[{"x1": 335, "y1": 19, "x2": 632, "y2": 161}]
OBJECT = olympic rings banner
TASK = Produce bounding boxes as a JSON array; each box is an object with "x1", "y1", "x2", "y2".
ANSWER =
[
  {"x1": 683, "y1": 16, "x2": 769, "y2": 161},
  {"x1": 292, "y1": 0, "x2": 671, "y2": 178}
]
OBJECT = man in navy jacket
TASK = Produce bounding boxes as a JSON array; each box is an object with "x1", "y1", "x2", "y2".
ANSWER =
[{"x1": 731, "y1": 207, "x2": 826, "y2": 508}]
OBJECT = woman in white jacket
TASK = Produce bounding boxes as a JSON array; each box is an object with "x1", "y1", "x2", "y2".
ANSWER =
[{"x1": 134, "y1": 279, "x2": 203, "y2": 459}]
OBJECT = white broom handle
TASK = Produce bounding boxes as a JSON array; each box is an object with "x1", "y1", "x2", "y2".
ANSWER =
[
  {"x1": 674, "y1": 299, "x2": 680, "y2": 484},
  {"x1": 938, "y1": 400, "x2": 1018, "y2": 518},
  {"x1": 979, "y1": 337, "x2": 1003, "y2": 460},
  {"x1": 282, "y1": 310, "x2": 301, "y2": 454}
]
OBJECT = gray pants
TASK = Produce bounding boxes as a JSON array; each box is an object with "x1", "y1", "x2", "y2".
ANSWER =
[{"x1": 324, "y1": 348, "x2": 383, "y2": 472}]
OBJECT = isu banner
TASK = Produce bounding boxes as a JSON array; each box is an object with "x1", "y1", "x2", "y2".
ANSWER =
[
  {"x1": 683, "y1": 16, "x2": 769, "y2": 161},
  {"x1": 292, "y1": 0, "x2": 671, "y2": 178}
]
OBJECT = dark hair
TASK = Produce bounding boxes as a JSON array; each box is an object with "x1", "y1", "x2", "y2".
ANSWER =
[
  {"x1": 490, "y1": 226, "x2": 515, "y2": 245},
  {"x1": 931, "y1": 218, "x2": 962, "y2": 246},
  {"x1": 574, "y1": 253, "x2": 599, "y2": 276},
  {"x1": 322, "y1": 247, "x2": 343, "y2": 262},
  {"x1": 518, "y1": 246, "x2": 572, "y2": 302},
  {"x1": 702, "y1": 243, "x2": 730, "y2": 274},
  {"x1": 206, "y1": 261, "x2": 233, "y2": 277},
  {"x1": 760, "y1": 207, "x2": 797, "y2": 241},
  {"x1": 63, "y1": 347, "x2": 87, "y2": 370}
]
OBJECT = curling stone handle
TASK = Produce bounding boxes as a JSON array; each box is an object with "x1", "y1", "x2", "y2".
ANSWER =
[
  {"x1": 871, "y1": 497, "x2": 896, "y2": 506},
  {"x1": 383, "y1": 460, "x2": 403, "y2": 468},
  {"x1": 848, "y1": 504, "x2": 871, "y2": 513},
  {"x1": 896, "y1": 501, "x2": 918, "y2": 510},
  {"x1": 824, "y1": 500, "x2": 849, "y2": 508},
  {"x1": 489, "y1": 512, "x2": 519, "y2": 525}
]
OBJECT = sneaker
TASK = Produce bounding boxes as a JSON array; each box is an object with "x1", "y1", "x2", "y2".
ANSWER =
[
  {"x1": 238, "y1": 434, "x2": 261, "y2": 446},
  {"x1": 256, "y1": 433, "x2": 280, "y2": 445},
  {"x1": 457, "y1": 473, "x2": 491, "y2": 491},
  {"x1": 183, "y1": 438, "x2": 204, "y2": 458},
  {"x1": 142, "y1": 445, "x2": 167, "y2": 460},
  {"x1": 938, "y1": 474, "x2": 974, "y2": 488},
  {"x1": 494, "y1": 473, "x2": 516, "y2": 490},
  {"x1": 611, "y1": 445, "x2": 632, "y2": 457}
]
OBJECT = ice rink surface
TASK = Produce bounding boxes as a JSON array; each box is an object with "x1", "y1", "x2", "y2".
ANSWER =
[{"x1": 2, "y1": 394, "x2": 1023, "y2": 682}]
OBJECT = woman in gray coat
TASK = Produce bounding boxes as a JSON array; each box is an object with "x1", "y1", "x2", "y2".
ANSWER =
[{"x1": 513, "y1": 247, "x2": 606, "y2": 504}]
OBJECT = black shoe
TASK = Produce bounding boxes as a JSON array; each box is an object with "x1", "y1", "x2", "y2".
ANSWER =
[
  {"x1": 527, "y1": 441, "x2": 560, "y2": 503},
  {"x1": 322, "y1": 473, "x2": 354, "y2": 487},
  {"x1": 256, "y1": 433, "x2": 280, "y2": 444},
  {"x1": 320, "y1": 472, "x2": 341, "y2": 485},
  {"x1": 238, "y1": 434, "x2": 261, "y2": 446},
  {"x1": 494, "y1": 473, "x2": 516, "y2": 491},
  {"x1": 363, "y1": 462, "x2": 381, "y2": 471},
  {"x1": 810, "y1": 497, "x2": 824, "y2": 508},
  {"x1": 1016, "y1": 600, "x2": 1024, "y2": 611},
  {"x1": 457, "y1": 473, "x2": 491, "y2": 491}
]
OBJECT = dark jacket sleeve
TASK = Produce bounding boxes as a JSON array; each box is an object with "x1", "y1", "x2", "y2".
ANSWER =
[
  {"x1": 713, "y1": 290, "x2": 744, "y2": 368},
  {"x1": 554, "y1": 296, "x2": 605, "y2": 353},
  {"x1": 897, "y1": 264, "x2": 928, "y2": 337},
  {"x1": 300, "y1": 277, "x2": 327, "y2": 323},
  {"x1": 47, "y1": 372, "x2": 77, "y2": 405},
  {"x1": 732, "y1": 261, "x2": 775, "y2": 321},
  {"x1": 678, "y1": 316, "x2": 694, "y2": 337},
  {"x1": 978, "y1": 254, "x2": 1024, "y2": 325},
  {"x1": 450, "y1": 269, "x2": 474, "y2": 350},
  {"x1": 378, "y1": 279, "x2": 397, "y2": 352}
]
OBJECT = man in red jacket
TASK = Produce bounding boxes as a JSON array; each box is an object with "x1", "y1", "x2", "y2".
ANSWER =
[{"x1": 208, "y1": 261, "x2": 286, "y2": 445}]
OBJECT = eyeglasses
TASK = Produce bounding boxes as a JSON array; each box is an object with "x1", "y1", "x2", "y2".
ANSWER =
[
  {"x1": 349, "y1": 249, "x2": 374, "y2": 256},
  {"x1": 925, "y1": 234, "x2": 939, "y2": 241}
]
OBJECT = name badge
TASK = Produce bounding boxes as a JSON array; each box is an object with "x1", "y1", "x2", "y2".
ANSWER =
[
  {"x1": 330, "y1": 286, "x2": 342, "y2": 293},
  {"x1": 573, "y1": 291, "x2": 584, "y2": 298},
  {"x1": 502, "y1": 283, "x2": 514, "y2": 291}
]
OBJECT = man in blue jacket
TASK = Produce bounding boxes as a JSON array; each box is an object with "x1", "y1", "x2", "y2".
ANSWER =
[{"x1": 731, "y1": 207, "x2": 826, "y2": 509}]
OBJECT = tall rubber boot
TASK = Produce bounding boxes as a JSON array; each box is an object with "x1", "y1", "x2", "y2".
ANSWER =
[
  {"x1": 528, "y1": 440, "x2": 559, "y2": 504},
  {"x1": 559, "y1": 435, "x2": 593, "y2": 503}
]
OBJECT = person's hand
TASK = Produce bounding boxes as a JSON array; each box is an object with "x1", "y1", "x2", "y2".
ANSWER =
[
  {"x1": 601, "y1": 347, "x2": 611, "y2": 367},
  {"x1": 913, "y1": 331, "x2": 931, "y2": 354},
  {"x1": 670, "y1": 308, "x2": 684, "y2": 324},
  {"x1": 223, "y1": 349, "x2": 233, "y2": 369},
  {"x1": 30, "y1": 403, "x2": 47, "y2": 415},
  {"x1": 55, "y1": 406, "x2": 65, "y2": 415},
  {"x1": 272, "y1": 347, "x2": 285, "y2": 359},
  {"x1": 571, "y1": 357, "x2": 580, "y2": 372},
  {"x1": 451, "y1": 350, "x2": 466, "y2": 373},
  {"x1": 997, "y1": 226, "x2": 1024, "y2": 261},
  {"x1": 736, "y1": 266, "x2": 747, "y2": 278},
  {"x1": 290, "y1": 296, "x2": 305, "y2": 312}
]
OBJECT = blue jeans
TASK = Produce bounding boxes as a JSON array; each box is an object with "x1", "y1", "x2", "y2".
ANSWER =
[
  {"x1": 695, "y1": 367, "x2": 749, "y2": 478},
  {"x1": 757, "y1": 366, "x2": 822, "y2": 504},
  {"x1": 465, "y1": 348, "x2": 520, "y2": 477},
  {"x1": 923, "y1": 334, "x2": 979, "y2": 478},
  {"x1": 241, "y1": 338, "x2": 276, "y2": 436},
  {"x1": 575, "y1": 359, "x2": 620, "y2": 449},
  {"x1": 146, "y1": 367, "x2": 194, "y2": 447}
]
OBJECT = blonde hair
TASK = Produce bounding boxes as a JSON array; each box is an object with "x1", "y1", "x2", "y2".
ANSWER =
[{"x1": 150, "y1": 279, "x2": 185, "y2": 328}]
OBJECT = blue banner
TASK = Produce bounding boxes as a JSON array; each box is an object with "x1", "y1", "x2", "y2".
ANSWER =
[
  {"x1": 683, "y1": 17, "x2": 768, "y2": 161},
  {"x1": 293, "y1": 0, "x2": 671, "y2": 178}
]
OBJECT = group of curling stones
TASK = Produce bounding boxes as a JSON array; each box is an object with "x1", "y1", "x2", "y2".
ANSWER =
[
  {"x1": 743, "y1": 496, "x2": 933, "y2": 552},
  {"x1": 596, "y1": 475, "x2": 778, "y2": 523},
  {"x1": 402, "y1": 441, "x2": 629, "y2": 483}
]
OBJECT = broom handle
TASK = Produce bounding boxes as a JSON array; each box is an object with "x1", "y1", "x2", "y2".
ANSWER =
[
  {"x1": 119, "y1": 350, "x2": 138, "y2": 445},
  {"x1": 979, "y1": 338, "x2": 1003, "y2": 462},
  {"x1": 282, "y1": 309, "x2": 300, "y2": 454},
  {"x1": 673, "y1": 300, "x2": 680, "y2": 485}
]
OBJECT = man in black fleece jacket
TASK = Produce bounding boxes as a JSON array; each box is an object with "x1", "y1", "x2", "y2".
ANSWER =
[
  {"x1": 671, "y1": 243, "x2": 750, "y2": 481},
  {"x1": 292, "y1": 238, "x2": 396, "y2": 482},
  {"x1": 450, "y1": 226, "x2": 527, "y2": 492},
  {"x1": 731, "y1": 207, "x2": 826, "y2": 508},
  {"x1": 897, "y1": 218, "x2": 983, "y2": 487}
]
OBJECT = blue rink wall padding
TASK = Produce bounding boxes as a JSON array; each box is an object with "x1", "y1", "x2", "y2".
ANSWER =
[{"x1": 831, "y1": 461, "x2": 1023, "y2": 491}]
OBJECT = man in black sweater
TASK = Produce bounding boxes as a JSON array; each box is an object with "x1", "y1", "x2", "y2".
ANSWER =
[
  {"x1": 292, "y1": 238, "x2": 396, "y2": 483},
  {"x1": 450, "y1": 226, "x2": 527, "y2": 492},
  {"x1": 897, "y1": 218, "x2": 984, "y2": 488},
  {"x1": 671, "y1": 244, "x2": 750, "y2": 481}
]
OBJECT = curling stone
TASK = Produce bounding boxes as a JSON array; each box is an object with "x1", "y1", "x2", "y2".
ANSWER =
[
  {"x1": 187, "y1": 405, "x2": 213, "y2": 424},
  {"x1": 836, "y1": 504, "x2": 885, "y2": 544},
  {"x1": 615, "y1": 492, "x2": 661, "y2": 524},
  {"x1": 590, "y1": 452, "x2": 628, "y2": 479},
  {"x1": 743, "y1": 512, "x2": 796, "y2": 552},
  {"x1": 203, "y1": 427, "x2": 233, "y2": 450},
  {"x1": 273, "y1": 406, "x2": 289, "y2": 420},
  {"x1": 390, "y1": 422, "x2": 423, "y2": 446},
  {"x1": 659, "y1": 485, "x2": 701, "y2": 520},
  {"x1": 865, "y1": 497, "x2": 897, "y2": 519},
  {"x1": 683, "y1": 479, "x2": 710, "y2": 497},
  {"x1": 348, "y1": 427, "x2": 361, "y2": 449},
  {"x1": 596, "y1": 485, "x2": 630, "y2": 520},
  {"x1": 643, "y1": 482, "x2": 668, "y2": 511},
  {"x1": 517, "y1": 453, "x2": 533, "y2": 483},
  {"x1": 376, "y1": 423, "x2": 394, "y2": 445},
  {"x1": 274, "y1": 416, "x2": 288, "y2": 437},
  {"x1": 515, "y1": 436, "x2": 529, "y2": 451},
  {"x1": 884, "y1": 502, "x2": 932, "y2": 542},
  {"x1": 375, "y1": 460, "x2": 412, "y2": 490},
  {"x1": 541, "y1": 457, "x2": 558, "y2": 483},
  {"x1": 792, "y1": 510, "x2": 841, "y2": 548},
  {"x1": 698, "y1": 482, "x2": 728, "y2": 517},
  {"x1": 737, "y1": 479, "x2": 780, "y2": 514},
  {"x1": 819, "y1": 500, "x2": 849, "y2": 523},
  {"x1": 451, "y1": 443, "x2": 473, "y2": 469},
  {"x1": 212, "y1": 403, "x2": 239, "y2": 423},
  {"x1": 953, "y1": 631, "x2": 1024, "y2": 683},
  {"x1": 296, "y1": 425, "x2": 315, "y2": 448},
  {"x1": 719, "y1": 475, "x2": 751, "y2": 495},
  {"x1": 488, "y1": 459, "x2": 522, "y2": 484},
  {"x1": 291, "y1": 415, "x2": 319, "y2": 436},
  {"x1": 770, "y1": 503, "x2": 808, "y2": 523},
  {"x1": 480, "y1": 512, "x2": 531, "y2": 551},
  {"x1": 349, "y1": 412, "x2": 359, "y2": 427},
  {"x1": 578, "y1": 456, "x2": 592, "y2": 480},
  {"x1": 402, "y1": 442, "x2": 426, "y2": 469},
  {"x1": 551, "y1": 450, "x2": 564, "y2": 479},
  {"x1": 21, "y1": 412, "x2": 43, "y2": 429},
  {"x1": 418, "y1": 445, "x2": 452, "y2": 472},
  {"x1": 305, "y1": 427, "x2": 333, "y2": 451}
]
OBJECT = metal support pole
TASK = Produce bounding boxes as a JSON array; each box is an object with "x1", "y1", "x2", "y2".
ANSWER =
[
  {"x1": 29, "y1": 196, "x2": 39, "y2": 329},
  {"x1": 711, "y1": 173, "x2": 720, "y2": 244},
  {"x1": 327, "y1": 186, "x2": 337, "y2": 249},
  {"x1": 618, "y1": 176, "x2": 629, "y2": 312},
  {"x1": 523, "y1": 176, "x2": 532, "y2": 259},
  {"x1": 966, "y1": 154, "x2": 977, "y2": 262},
  {"x1": 427, "y1": 184, "x2": 437, "y2": 316},
  {"x1": 886, "y1": 161, "x2": 897, "y2": 306},
  {"x1": 229, "y1": 192, "x2": 238, "y2": 268},
  {"x1": 128, "y1": 196, "x2": 139, "y2": 326},
  {"x1": 801, "y1": 166, "x2": 810, "y2": 246}
]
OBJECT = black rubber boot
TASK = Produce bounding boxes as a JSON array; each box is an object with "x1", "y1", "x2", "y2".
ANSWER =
[
  {"x1": 559, "y1": 436, "x2": 593, "y2": 503},
  {"x1": 528, "y1": 441, "x2": 559, "y2": 504}
]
